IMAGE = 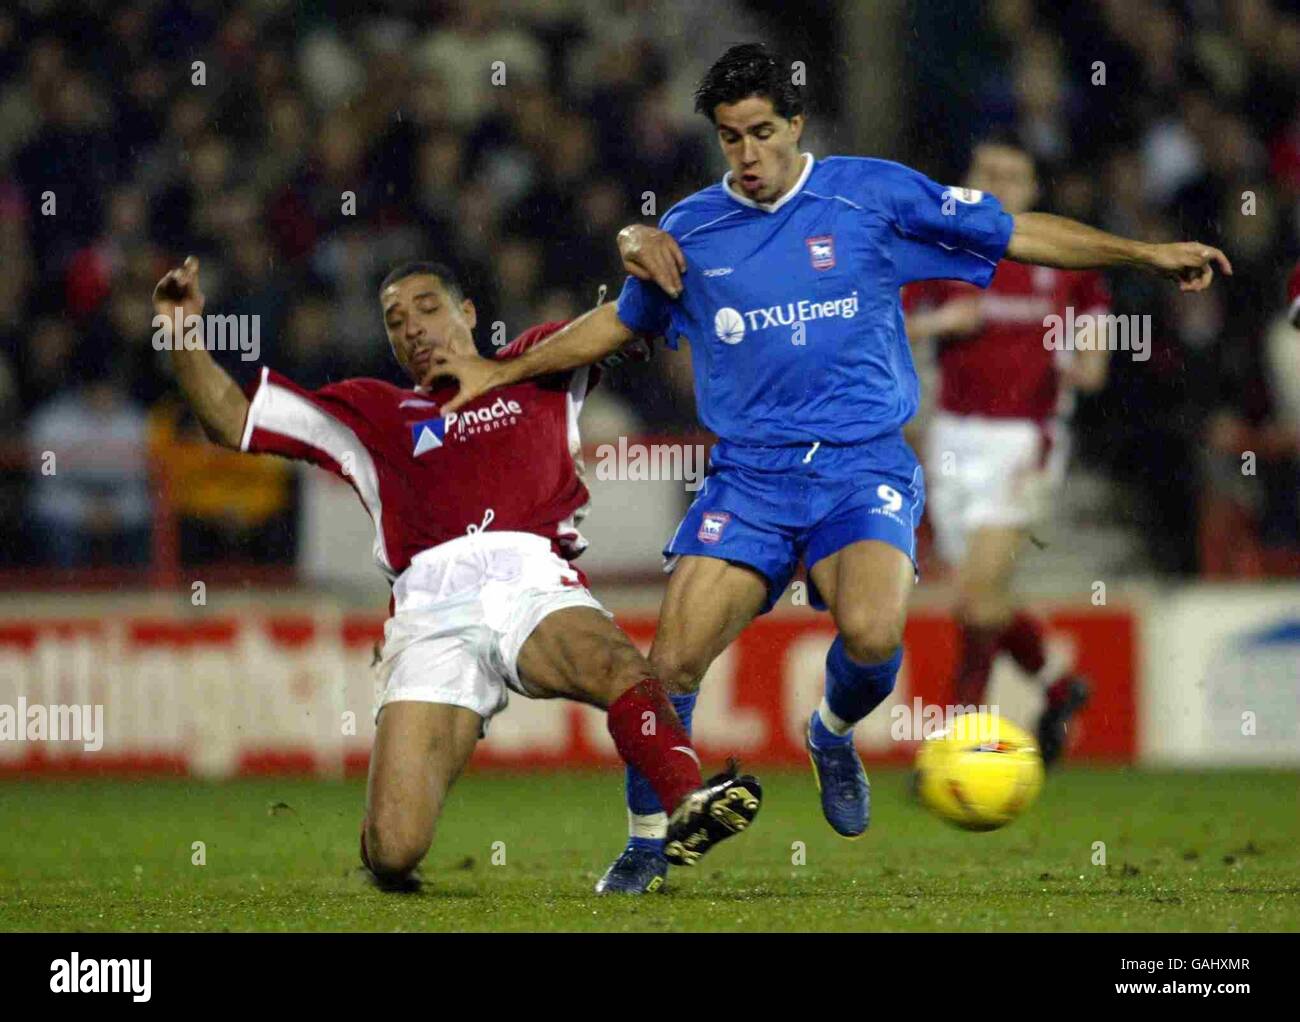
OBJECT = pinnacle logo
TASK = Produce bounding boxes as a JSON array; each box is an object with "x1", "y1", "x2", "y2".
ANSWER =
[
  {"x1": 411, "y1": 416, "x2": 448, "y2": 455},
  {"x1": 411, "y1": 396, "x2": 524, "y2": 456}
]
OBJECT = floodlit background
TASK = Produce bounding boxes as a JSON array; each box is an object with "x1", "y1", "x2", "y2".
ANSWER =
[{"x1": 0, "y1": 0, "x2": 1296, "y2": 777}]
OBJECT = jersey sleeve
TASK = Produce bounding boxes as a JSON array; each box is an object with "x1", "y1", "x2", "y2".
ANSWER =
[
  {"x1": 868, "y1": 161, "x2": 1014, "y2": 288},
  {"x1": 239, "y1": 367, "x2": 381, "y2": 479},
  {"x1": 615, "y1": 274, "x2": 674, "y2": 341},
  {"x1": 495, "y1": 320, "x2": 571, "y2": 359},
  {"x1": 613, "y1": 203, "x2": 695, "y2": 345}
]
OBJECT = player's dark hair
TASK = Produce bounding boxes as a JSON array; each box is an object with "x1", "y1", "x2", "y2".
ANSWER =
[
  {"x1": 694, "y1": 43, "x2": 804, "y2": 123},
  {"x1": 379, "y1": 261, "x2": 464, "y2": 301}
]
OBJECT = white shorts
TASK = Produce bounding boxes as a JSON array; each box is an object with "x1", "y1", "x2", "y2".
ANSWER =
[
  {"x1": 375, "y1": 531, "x2": 610, "y2": 734},
  {"x1": 925, "y1": 412, "x2": 1069, "y2": 565}
]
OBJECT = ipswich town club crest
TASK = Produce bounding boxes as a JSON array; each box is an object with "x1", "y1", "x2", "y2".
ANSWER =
[
  {"x1": 806, "y1": 235, "x2": 835, "y2": 270},
  {"x1": 698, "y1": 511, "x2": 731, "y2": 544}
]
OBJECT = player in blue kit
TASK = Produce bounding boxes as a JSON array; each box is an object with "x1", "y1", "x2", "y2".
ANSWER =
[{"x1": 430, "y1": 44, "x2": 1231, "y2": 893}]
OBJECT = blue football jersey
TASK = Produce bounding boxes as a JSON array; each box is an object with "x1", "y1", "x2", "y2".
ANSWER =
[{"x1": 616, "y1": 154, "x2": 1014, "y2": 446}]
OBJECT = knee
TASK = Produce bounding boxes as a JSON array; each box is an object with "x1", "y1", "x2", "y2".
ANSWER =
[
  {"x1": 838, "y1": 615, "x2": 905, "y2": 667},
  {"x1": 363, "y1": 811, "x2": 430, "y2": 883},
  {"x1": 648, "y1": 646, "x2": 707, "y2": 696},
  {"x1": 597, "y1": 640, "x2": 671, "y2": 707}
]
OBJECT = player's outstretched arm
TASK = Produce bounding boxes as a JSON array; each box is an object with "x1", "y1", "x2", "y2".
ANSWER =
[
  {"x1": 431, "y1": 303, "x2": 636, "y2": 414},
  {"x1": 1006, "y1": 212, "x2": 1232, "y2": 292},
  {"x1": 152, "y1": 256, "x2": 249, "y2": 449}
]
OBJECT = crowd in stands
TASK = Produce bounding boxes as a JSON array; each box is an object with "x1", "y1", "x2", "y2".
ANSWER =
[{"x1": 0, "y1": 0, "x2": 1295, "y2": 578}]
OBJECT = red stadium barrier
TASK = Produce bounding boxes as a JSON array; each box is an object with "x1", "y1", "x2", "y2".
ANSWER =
[{"x1": 0, "y1": 607, "x2": 1136, "y2": 775}]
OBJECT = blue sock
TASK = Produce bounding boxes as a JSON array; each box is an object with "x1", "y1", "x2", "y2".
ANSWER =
[
  {"x1": 625, "y1": 692, "x2": 697, "y2": 853},
  {"x1": 812, "y1": 636, "x2": 901, "y2": 744}
]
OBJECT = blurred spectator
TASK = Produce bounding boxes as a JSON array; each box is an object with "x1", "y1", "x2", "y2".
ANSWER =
[
  {"x1": 414, "y1": 3, "x2": 547, "y2": 127},
  {"x1": 147, "y1": 400, "x2": 295, "y2": 567},
  {"x1": 25, "y1": 371, "x2": 151, "y2": 568},
  {"x1": 64, "y1": 185, "x2": 149, "y2": 320},
  {"x1": 0, "y1": 36, "x2": 66, "y2": 168},
  {"x1": 0, "y1": 179, "x2": 32, "y2": 348},
  {"x1": 493, "y1": 237, "x2": 545, "y2": 337},
  {"x1": 281, "y1": 291, "x2": 349, "y2": 389},
  {"x1": 17, "y1": 316, "x2": 78, "y2": 413}
]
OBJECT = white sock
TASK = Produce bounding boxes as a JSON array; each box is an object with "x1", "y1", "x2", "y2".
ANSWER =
[
  {"x1": 629, "y1": 810, "x2": 667, "y2": 840},
  {"x1": 817, "y1": 698, "x2": 854, "y2": 737}
]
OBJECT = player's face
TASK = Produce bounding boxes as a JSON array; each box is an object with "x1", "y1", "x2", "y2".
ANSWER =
[
  {"x1": 966, "y1": 144, "x2": 1038, "y2": 215},
  {"x1": 380, "y1": 274, "x2": 477, "y2": 383},
  {"x1": 712, "y1": 96, "x2": 805, "y2": 204}
]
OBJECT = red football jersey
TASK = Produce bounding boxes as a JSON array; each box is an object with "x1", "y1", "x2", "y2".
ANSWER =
[
  {"x1": 1287, "y1": 260, "x2": 1300, "y2": 327},
  {"x1": 239, "y1": 321, "x2": 595, "y2": 581},
  {"x1": 907, "y1": 264, "x2": 1110, "y2": 420}
]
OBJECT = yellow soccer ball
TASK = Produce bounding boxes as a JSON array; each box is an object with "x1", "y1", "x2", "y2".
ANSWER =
[{"x1": 915, "y1": 711, "x2": 1045, "y2": 831}]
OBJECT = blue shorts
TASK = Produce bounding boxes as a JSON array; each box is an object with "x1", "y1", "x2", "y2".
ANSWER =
[{"x1": 664, "y1": 433, "x2": 926, "y2": 614}]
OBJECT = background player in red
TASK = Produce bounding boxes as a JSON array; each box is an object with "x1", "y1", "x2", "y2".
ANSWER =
[
  {"x1": 151, "y1": 256, "x2": 761, "y2": 889},
  {"x1": 905, "y1": 135, "x2": 1109, "y2": 765}
]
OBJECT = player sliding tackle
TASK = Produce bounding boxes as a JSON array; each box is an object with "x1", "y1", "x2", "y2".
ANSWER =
[
  {"x1": 428, "y1": 44, "x2": 1231, "y2": 895},
  {"x1": 151, "y1": 255, "x2": 762, "y2": 891}
]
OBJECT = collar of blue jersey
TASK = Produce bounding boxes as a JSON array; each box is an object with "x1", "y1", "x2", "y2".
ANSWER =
[{"x1": 721, "y1": 152, "x2": 816, "y2": 213}]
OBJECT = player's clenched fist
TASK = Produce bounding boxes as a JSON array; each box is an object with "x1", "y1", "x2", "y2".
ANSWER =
[
  {"x1": 618, "y1": 224, "x2": 686, "y2": 299},
  {"x1": 153, "y1": 255, "x2": 205, "y2": 317}
]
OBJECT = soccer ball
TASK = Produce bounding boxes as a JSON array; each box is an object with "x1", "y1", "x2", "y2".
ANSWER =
[{"x1": 915, "y1": 711, "x2": 1044, "y2": 831}]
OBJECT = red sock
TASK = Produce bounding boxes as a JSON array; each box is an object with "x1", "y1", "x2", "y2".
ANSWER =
[
  {"x1": 1045, "y1": 675, "x2": 1075, "y2": 707},
  {"x1": 607, "y1": 679, "x2": 702, "y2": 814},
  {"x1": 999, "y1": 611, "x2": 1047, "y2": 675},
  {"x1": 954, "y1": 624, "x2": 999, "y2": 705}
]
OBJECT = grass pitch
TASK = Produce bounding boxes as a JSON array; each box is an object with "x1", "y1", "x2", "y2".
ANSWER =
[{"x1": 1, "y1": 768, "x2": 1296, "y2": 932}]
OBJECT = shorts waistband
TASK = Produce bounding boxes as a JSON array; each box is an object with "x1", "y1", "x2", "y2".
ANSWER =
[
  {"x1": 712, "y1": 433, "x2": 914, "y2": 472},
  {"x1": 407, "y1": 529, "x2": 552, "y2": 566},
  {"x1": 394, "y1": 531, "x2": 555, "y2": 613}
]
